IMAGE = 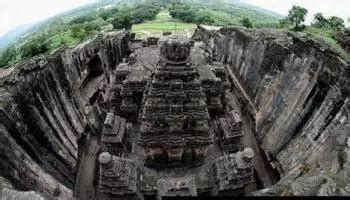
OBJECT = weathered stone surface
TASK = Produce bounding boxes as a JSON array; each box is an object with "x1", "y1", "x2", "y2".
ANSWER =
[
  {"x1": 101, "y1": 114, "x2": 127, "y2": 156},
  {"x1": 212, "y1": 148, "x2": 255, "y2": 196},
  {"x1": 193, "y1": 25, "x2": 350, "y2": 196},
  {"x1": 215, "y1": 110, "x2": 244, "y2": 153},
  {"x1": 98, "y1": 152, "x2": 138, "y2": 197},
  {"x1": 160, "y1": 37, "x2": 191, "y2": 64},
  {"x1": 0, "y1": 177, "x2": 45, "y2": 200},
  {"x1": 0, "y1": 31, "x2": 131, "y2": 198},
  {"x1": 157, "y1": 177, "x2": 197, "y2": 198},
  {"x1": 140, "y1": 37, "x2": 212, "y2": 167},
  {"x1": 147, "y1": 37, "x2": 159, "y2": 46},
  {"x1": 333, "y1": 29, "x2": 350, "y2": 53},
  {"x1": 1, "y1": 24, "x2": 349, "y2": 198}
]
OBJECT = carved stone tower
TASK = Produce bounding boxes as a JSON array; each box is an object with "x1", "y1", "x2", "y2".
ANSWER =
[{"x1": 139, "y1": 37, "x2": 212, "y2": 167}]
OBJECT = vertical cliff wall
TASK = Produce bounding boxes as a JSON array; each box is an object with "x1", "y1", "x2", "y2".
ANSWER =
[
  {"x1": 0, "y1": 31, "x2": 130, "y2": 198},
  {"x1": 193, "y1": 26, "x2": 350, "y2": 195}
]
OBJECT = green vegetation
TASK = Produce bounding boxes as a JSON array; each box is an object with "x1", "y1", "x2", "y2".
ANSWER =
[
  {"x1": 99, "y1": 7, "x2": 119, "y2": 21},
  {"x1": 20, "y1": 34, "x2": 50, "y2": 58},
  {"x1": 112, "y1": 3, "x2": 162, "y2": 30},
  {"x1": 0, "y1": 0, "x2": 348, "y2": 68},
  {"x1": 0, "y1": 1, "x2": 281, "y2": 68},
  {"x1": 312, "y1": 13, "x2": 345, "y2": 30},
  {"x1": 169, "y1": 4, "x2": 214, "y2": 25},
  {"x1": 240, "y1": 17, "x2": 253, "y2": 29},
  {"x1": 69, "y1": 14, "x2": 95, "y2": 25},
  {"x1": 71, "y1": 23, "x2": 101, "y2": 39},
  {"x1": 304, "y1": 27, "x2": 350, "y2": 61},
  {"x1": 132, "y1": 4, "x2": 162, "y2": 24},
  {"x1": 168, "y1": 3, "x2": 280, "y2": 28},
  {"x1": 0, "y1": 2, "x2": 162, "y2": 68},
  {"x1": 0, "y1": 45, "x2": 16, "y2": 67},
  {"x1": 286, "y1": 5, "x2": 308, "y2": 31},
  {"x1": 132, "y1": 11, "x2": 196, "y2": 38},
  {"x1": 278, "y1": 6, "x2": 349, "y2": 60},
  {"x1": 112, "y1": 13, "x2": 133, "y2": 30}
]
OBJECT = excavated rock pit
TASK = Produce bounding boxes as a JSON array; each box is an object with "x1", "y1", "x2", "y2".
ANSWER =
[{"x1": 0, "y1": 26, "x2": 349, "y2": 199}]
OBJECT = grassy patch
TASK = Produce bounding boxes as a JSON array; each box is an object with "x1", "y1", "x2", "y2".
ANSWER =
[
  {"x1": 304, "y1": 27, "x2": 350, "y2": 61},
  {"x1": 48, "y1": 31, "x2": 81, "y2": 50},
  {"x1": 195, "y1": 4, "x2": 280, "y2": 27},
  {"x1": 154, "y1": 10, "x2": 173, "y2": 22},
  {"x1": 2, "y1": 2, "x2": 348, "y2": 68},
  {"x1": 131, "y1": 11, "x2": 196, "y2": 38}
]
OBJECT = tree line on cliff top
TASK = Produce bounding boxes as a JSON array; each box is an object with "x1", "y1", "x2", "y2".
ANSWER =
[
  {"x1": 0, "y1": 1, "x2": 348, "y2": 68},
  {"x1": 0, "y1": 2, "x2": 161, "y2": 68},
  {"x1": 278, "y1": 5, "x2": 348, "y2": 59}
]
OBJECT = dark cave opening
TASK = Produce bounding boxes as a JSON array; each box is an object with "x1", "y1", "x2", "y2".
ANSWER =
[
  {"x1": 292, "y1": 80, "x2": 330, "y2": 141},
  {"x1": 88, "y1": 56, "x2": 104, "y2": 77},
  {"x1": 81, "y1": 55, "x2": 104, "y2": 89},
  {"x1": 314, "y1": 99, "x2": 344, "y2": 141}
]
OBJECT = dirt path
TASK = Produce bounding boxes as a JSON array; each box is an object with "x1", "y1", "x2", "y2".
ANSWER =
[{"x1": 74, "y1": 135, "x2": 101, "y2": 200}]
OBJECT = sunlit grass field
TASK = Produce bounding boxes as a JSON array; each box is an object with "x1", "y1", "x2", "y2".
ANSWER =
[{"x1": 131, "y1": 11, "x2": 197, "y2": 38}]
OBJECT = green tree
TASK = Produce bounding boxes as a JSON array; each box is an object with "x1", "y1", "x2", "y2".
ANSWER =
[
  {"x1": 169, "y1": 4, "x2": 208, "y2": 24},
  {"x1": 20, "y1": 35, "x2": 49, "y2": 58},
  {"x1": 241, "y1": 17, "x2": 253, "y2": 28},
  {"x1": 312, "y1": 13, "x2": 328, "y2": 28},
  {"x1": 287, "y1": 5, "x2": 308, "y2": 31},
  {"x1": 279, "y1": 18, "x2": 290, "y2": 28},
  {"x1": 71, "y1": 24, "x2": 87, "y2": 39},
  {"x1": 0, "y1": 56, "x2": 6, "y2": 68},
  {"x1": 71, "y1": 23, "x2": 100, "y2": 40},
  {"x1": 112, "y1": 13, "x2": 133, "y2": 30},
  {"x1": 69, "y1": 15, "x2": 95, "y2": 25},
  {"x1": 99, "y1": 7, "x2": 118, "y2": 21},
  {"x1": 0, "y1": 45, "x2": 17, "y2": 68},
  {"x1": 195, "y1": 11, "x2": 214, "y2": 25},
  {"x1": 132, "y1": 4, "x2": 161, "y2": 24},
  {"x1": 84, "y1": 24, "x2": 101, "y2": 35},
  {"x1": 328, "y1": 16, "x2": 345, "y2": 30},
  {"x1": 169, "y1": 4, "x2": 194, "y2": 23}
]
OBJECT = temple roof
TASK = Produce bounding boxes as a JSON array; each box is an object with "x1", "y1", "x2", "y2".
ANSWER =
[
  {"x1": 98, "y1": 153, "x2": 138, "y2": 196},
  {"x1": 101, "y1": 115, "x2": 126, "y2": 144}
]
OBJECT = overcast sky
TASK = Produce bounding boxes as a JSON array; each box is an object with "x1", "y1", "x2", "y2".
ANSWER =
[
  {"x1": 242, "y1": 0, "x2": 350, "y2": 25},
  {"x1": 0, "y1": 0, "x2": 95, "y2": 36},
  {"x1": 0, "y1": 0, "x2": 349, "y2": 37}
]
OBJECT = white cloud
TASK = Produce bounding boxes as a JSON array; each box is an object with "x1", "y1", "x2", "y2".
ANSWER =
[
  {"x1": 0, "y1": 0, "x2": 96, "y2": 36},
  {"x1": 242, "y1": 0, "x2": 350, "y2": 26}
]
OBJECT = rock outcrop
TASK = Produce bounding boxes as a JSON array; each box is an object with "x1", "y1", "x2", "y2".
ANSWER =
[
  {"x1": 333, "y1": 29, "x2": 350, "y2": 53},
  {"x1": 0, "y1": 31, "x2": 131, "y2": 198},
  {"x1": 0, "y1": 176, "x2": 44, "y2": 200},
  {"x1": 193, "y1": 25, "x2": 350, "y2": 196},
  {"x1": 0, "y1": 24, "x2": 349, "y2": 198}
]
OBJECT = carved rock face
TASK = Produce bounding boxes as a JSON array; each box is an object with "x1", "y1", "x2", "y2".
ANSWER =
[
  {"x1": 160, "y1": 37, "x2": 191, "y2": 64},
  {"x1": 99, "y1": 152, "x2": 112, "y2": 165}
]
